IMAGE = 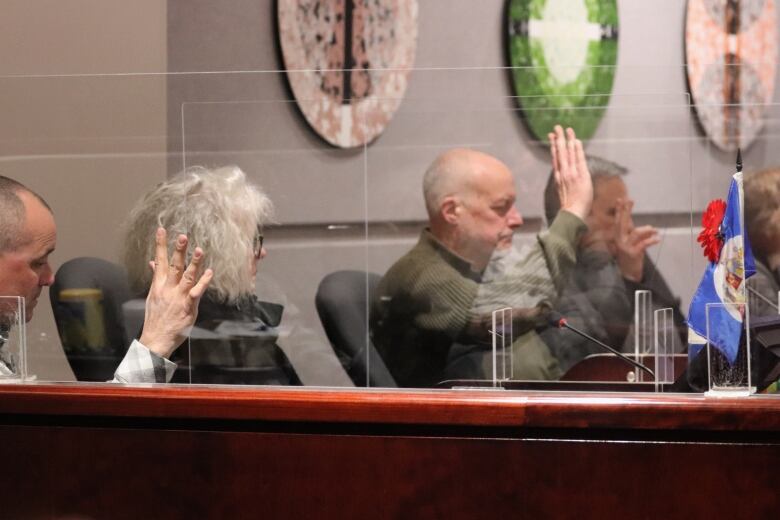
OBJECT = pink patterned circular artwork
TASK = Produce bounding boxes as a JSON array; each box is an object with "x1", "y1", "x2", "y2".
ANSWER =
[
  {"x1": 278, "y1": 0, "x2": 418, "y2": 148},
  {"x1": 686, "y1": 0, "x2": 778, "y2": 151}
]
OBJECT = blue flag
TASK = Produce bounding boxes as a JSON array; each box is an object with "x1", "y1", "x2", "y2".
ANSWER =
[{"x1": 687, "y1": 172, "x2": 756, "y2": 364}]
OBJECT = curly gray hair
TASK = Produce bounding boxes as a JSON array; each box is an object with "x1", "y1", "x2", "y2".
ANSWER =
[{"x1": 123, "y1": 165, "x2": 274, "y2": 303}]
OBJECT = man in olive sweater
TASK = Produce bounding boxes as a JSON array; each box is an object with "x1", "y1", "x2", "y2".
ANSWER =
[{"x1": 371, "y1": 126, "x2": 593, "y2": 387}]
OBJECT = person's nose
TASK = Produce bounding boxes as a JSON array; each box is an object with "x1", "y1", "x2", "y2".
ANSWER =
[
  {"x1": 40, "y1": 265, "x2": 55, "y2": 287},
  {"x1": 507, "y1": 206, "x2": 523, "y2": 228},
  {"x1": 258, "y1": 247, "x2": 268, "y2": 260}
]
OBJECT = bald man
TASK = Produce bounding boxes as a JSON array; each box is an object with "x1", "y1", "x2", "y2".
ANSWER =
[
  {"x1": 371, "y1": 126, "x2": 593, "y2": 387},
  {"x1": 0, "y1": 175, "x2": 212, "y2": 382}
]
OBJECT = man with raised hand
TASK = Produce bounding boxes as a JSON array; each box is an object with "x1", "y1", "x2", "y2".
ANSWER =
[
  {"x1": 0, "y1": 175, "x2": 212, "y2": 383},
  {"x1": 371, "y1": 126, "x2": 593, "y2": 387}
]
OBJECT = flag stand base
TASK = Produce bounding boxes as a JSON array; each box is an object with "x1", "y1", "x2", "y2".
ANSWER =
[{"x1": 705, "y1": 386, "x2": 755, "y2": 398}]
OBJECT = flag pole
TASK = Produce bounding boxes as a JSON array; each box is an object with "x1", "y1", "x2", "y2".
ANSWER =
[{"x1": 736, "y1": 148, "x2": 753, "y2": 390}]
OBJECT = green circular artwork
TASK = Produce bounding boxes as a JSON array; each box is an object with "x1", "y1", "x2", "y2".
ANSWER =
[{"x1": 507, "y1": 0, "x2": 619, "y2": 141}]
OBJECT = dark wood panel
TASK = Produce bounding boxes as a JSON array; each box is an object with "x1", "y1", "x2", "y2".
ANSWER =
[
  {"x1": 1, "y1": 383, "x2": 780, "y2": 431},
  {"x1": 2, "y1": 424, "x2": 778, "y2": 519},
  {"x1": 2, "y1": 384, "x2": 780, "y2": 519}
]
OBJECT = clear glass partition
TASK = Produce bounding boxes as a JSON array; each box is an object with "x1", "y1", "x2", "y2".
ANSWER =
[
  {"x1": 1, "y1": 67, "x2": 779, "y2": 395},
  {"x1": 180, "y1": 95, "x2": 365, "y2": 386},
  {"x1": 0, "y1": 71, "x2": 172, "y2": 383},
  {"x1": 702, "y1": 102, "x2": 780, "y2": 395},
  {"x1": 365, "y1": 88, "x2": 697, "y2": 391},
  {"x1": 0, "y1": 297, "x2": 27, "y2": 381}
]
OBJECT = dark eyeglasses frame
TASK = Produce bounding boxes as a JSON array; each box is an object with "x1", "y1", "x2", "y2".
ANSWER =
[{"x1": 253, "y1": 230, "x2": 264, "y2": 258}]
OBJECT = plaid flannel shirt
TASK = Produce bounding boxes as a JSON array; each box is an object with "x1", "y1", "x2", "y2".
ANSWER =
[
  {"x1": 111, "y1": 340, "x2": 177, "y2": 383},
  {"x1": 0, "y1": 336, "x2": 175, "y2": 383}
]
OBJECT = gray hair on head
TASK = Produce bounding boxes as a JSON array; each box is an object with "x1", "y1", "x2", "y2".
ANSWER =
[
  {"x1": 422, "y1": 148, "x2": 478, "y2": 219},
  {"x1": 543, "y1": 155, "x2": 627, "y2": 225},
  {"x1": 0, "y1": 175, "x2": 52, "y2": 253},
  {"x1": 123, "y1": 165, "x2": 275, "y2": 303}
]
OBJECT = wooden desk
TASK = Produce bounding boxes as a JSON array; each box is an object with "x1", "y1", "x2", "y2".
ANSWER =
[{"x1": 1, "y1": 383, "x2": 778, "y2": 519}]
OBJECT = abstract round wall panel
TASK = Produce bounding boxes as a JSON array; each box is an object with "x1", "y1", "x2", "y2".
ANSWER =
[
  {"x1": 507, "y1": 0, "x2": 619, "y2": 141},
  {"x1": 278, "y1": 0, "x2": 418, "y2": 148},
  {"x1": 685, "y1": 0, "x2": 777, "y2": 152}
]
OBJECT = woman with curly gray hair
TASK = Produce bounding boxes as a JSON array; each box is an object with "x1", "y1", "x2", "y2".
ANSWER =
[{"x1": 123, "y1": 165, "x2": 300, "y2": 385}]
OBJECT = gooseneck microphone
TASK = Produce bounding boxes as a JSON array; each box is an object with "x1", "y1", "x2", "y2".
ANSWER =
[{"x1": 548, "y1": 311, "x2": 656, "y2": 380}]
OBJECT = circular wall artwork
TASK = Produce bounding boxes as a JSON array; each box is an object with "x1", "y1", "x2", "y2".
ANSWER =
[
  {"x1": 506, "y1": 0, "x2": 619, "y2": 141},
  {"x1": 278, "y1": 0, "x2": 418, "y2": 149},
  {"x1": 685, "y1": 0, "x2": 777, "y2": 152}
]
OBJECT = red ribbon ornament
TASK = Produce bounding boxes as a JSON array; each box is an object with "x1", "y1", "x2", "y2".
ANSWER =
[{"x1": 697, "y1": 199, "x2": 726, "y2": 263}]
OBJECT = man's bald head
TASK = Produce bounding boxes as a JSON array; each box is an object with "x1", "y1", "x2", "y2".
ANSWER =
[
  {"x1": 0, "y1": 176, "x2": 56, "y2": 321},
  {"x1": 0, "y1": 176, "x2": 52, "y2": 253},
  {"x1": 423, "y1": 148, "x2": 511, "y2": 219},
  {"x1": 421, "y1": 149, "x2": 523, "y2": 271}
]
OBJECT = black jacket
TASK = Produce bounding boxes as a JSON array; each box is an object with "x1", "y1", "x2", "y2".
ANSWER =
[{"x1": 170, "y1": 294, "x2": 301, "y2": 385}]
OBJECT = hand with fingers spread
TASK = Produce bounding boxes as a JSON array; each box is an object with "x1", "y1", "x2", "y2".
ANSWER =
[
  {"x1": 138, "y1": 227, "x2": 213, "y2": 358},
  {"x1": 548, "y1": 125, "x2": 593, "y2": 220},
  {"x1": 613, "y1": 198, "x2": 660, "y2": 282}
]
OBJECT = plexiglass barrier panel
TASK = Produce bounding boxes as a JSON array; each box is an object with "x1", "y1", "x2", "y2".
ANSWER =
[
  {"x1": 1, "y1": 70, "x2": 370, "y2": 386},
  {"x1": 1, "y1": 67, "x2": 779, "y2": 395},
  {"x1": 634, "y1": 290, "x2": 653, "y2": 383},
  {"x1": 0, "y1": 297, "x2": 27, "y2": 382},
  {"x1": 654, "y1": 308, "x2": 677, "y2": 391},
  {"x1": 707, "y1": 103, "x2": 780, "y2": 394},
  {"x1": 745, "y1": 105, "x2": 780, "y2": 325},
  {"x1": 0, "y1": 72, "x2": 172, "y2": 383},
  {"x1": 365, "y1": 90, "x2": 696, "y2": 390},
  {"x1": 664, "y1": 101, "x2": 780, "y2": 396},
  {"x1": 705, "y1": 302, "x2": 753, "y2": 396},
  {"x1": 180, "y1": 96, "x2": 366, "y2": 387},
  {"x1": 491, "y1": 308, "x2": 513, "y2": 386}
]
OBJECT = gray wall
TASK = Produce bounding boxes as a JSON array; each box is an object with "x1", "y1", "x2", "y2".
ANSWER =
[
  {"x1": 165, "y1": 0, "x2": 780, "y2": 385},
  {"x1": 1, "y1": 1, "x2": 778, "y2": 384},
  {"x1": 0, "y1": 0, "x2": 168, "y2": 381}
]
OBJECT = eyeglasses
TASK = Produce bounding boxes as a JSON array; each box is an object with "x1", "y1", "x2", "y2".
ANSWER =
[{"x1": 253, "y1": 229, "x2": 264, "y2": 258}]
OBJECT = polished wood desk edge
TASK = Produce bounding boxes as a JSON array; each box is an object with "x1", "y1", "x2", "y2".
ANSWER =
[{"x1": 1, "y1": 382, "x2": 779, "y2": 431}]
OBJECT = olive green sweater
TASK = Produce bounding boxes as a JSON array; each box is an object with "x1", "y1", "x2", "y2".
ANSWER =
[{"x1": 371, "y1": 210, "x2": 586, "y2": 387}]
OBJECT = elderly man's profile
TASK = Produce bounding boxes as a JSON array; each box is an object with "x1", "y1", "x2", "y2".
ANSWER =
[{"x1": 371, "y1": 126, "x2": 593, "y2": 387}]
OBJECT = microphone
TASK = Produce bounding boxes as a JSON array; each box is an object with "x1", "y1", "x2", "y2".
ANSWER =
[{"x1": 548, "y1": 311, "x2": 655, "y2": 380}]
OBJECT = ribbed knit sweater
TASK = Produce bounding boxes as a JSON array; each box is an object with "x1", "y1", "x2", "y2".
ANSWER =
[{"x1": 371, "y1": 210, "x2": 586, "y2": 387}]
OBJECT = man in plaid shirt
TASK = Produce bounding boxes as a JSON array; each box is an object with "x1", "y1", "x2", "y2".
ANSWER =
[{"x1": 0, "y1": 175, "x2": 213, "y2": 383}]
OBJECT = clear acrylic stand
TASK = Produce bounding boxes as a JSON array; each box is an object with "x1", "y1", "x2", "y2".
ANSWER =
[
  {"x1": 491, "y1": 307, "x2": 513, "y2": 387},
  {"x1": 705, "y1": 302, "x2": 753, "y2": 397},
  {"x1": 0, "y1": 296, "x2": 27, "y2": 382},
  {"x1": 653, "y1": 308, "x2": 676, "y2": 392},
  {"x1": 634, "y1": 290, "x2": 652, "y2": 381}
]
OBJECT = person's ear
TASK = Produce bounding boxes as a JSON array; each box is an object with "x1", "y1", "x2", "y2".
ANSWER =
[{"x1": 441, "y1": 196, "x2": 460, "y2": 225}]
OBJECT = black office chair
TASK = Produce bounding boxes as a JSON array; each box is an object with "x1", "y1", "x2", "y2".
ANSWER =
[
  {"x1": 315, "y1": 270, "x2": 397, "y2": 388},
  {"x1": 50, "y1": 257, "x2": 132, "y2": 381}
]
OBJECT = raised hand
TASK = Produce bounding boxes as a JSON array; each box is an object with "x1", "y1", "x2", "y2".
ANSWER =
[
  {"x1": 613, "y1": 198, "x2": 660, "y2": 282},
  {"x1": 548, "y1": 125, "x2": 593, "y2": 220},
  {"x1": 138, "y1": 227, "x2": 213, "y2": 358}
]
